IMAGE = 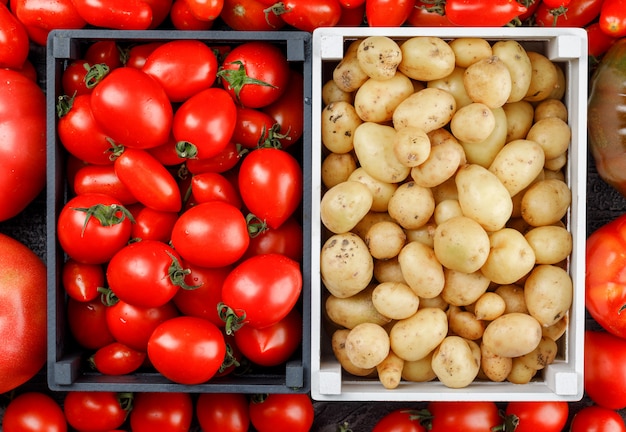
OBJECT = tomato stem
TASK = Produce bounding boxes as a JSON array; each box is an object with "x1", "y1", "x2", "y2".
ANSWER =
[
  {"x1": 218, "y1": 342, "x2": 241, "y2": 373},
  {"x1": 246, "y1": 213, "x2": 268, "y2": 238},
  {"x1": 84, "y1": 63, "x2": 110, "y2": 89},
  {"x1": 165, "y1": 251, "x2": 201, "y2": 290},
  {"x1": 98, "y1": 287, "x2": 119, "y2": 306},
  {"x1": 217, "y1": 60, "x2": 277, "y2": 106},
  {"x1": 71, "y1": 203, "x2": 135, "y2": 237},
  {"x1": 218, "y1": 302, "x2": 247, "y2": 335},
  {"x1": 174, "y1": 140, "x2": 198, "y2": 159},
  {"x1": 56, "y1": 93, "x2": 75, "y2": 118}
]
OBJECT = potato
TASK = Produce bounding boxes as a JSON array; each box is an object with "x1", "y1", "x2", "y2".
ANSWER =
[
  {"x1": 433, "y1": 199, "x2": 463, "y2": 225},
  {"x1": 427, "y1": 67, "x2": 473, "y2": 108},
  {"x1": 441, "y1": 267, "x2": 491, "y2": 307},
  {"x1": 321, "y1": 101, "x2": 362, "y2": 154},
  {"x1": 393, "y1": 126, "x2": 431, "y2": 168},
  {"x1": 474, "y1": 292, "x2": 506, "y2": 321},
  {"x1": 448, "y1": 306, "x2": 485, "y2": 340},
  {"x1": 398, "y1": 36, "x2": 456, "y2": 81},
  {"x1": 526, "y1": 117, "x2": 571, "y2": 160},
  {"x1": 374, "y1": 257, "x2": 406, "y2": 284},
  {"x1": 524, "y1": 225, "x2": 572, "y2": 265},
  {"x1": 398, "y1": 241, "x2": 445, "y2": 299},
  {"x1": 402, "y1": 352, "x2": 437, "y2": 382},
  {"x1": 542, "y1": 315, "x2": 568, "y2": 341},
  {"x1": 503, "y1": 100, "x2": 535, "y2": 142},
  {"x1": 488, "y1": 139, "x2": 545, "y2": 197},
  {"x1": 549, "y1": 63, "x2": 566, "y2": 100},
  {"x1": 353, "y1": 122, "x2": 410, "y2": 183},
  {"x1": 433, "y1": 215, "x2": 490, "y2": 273},
  {"x1": 322, "y1": 79, "x2": 354, "y2": 106},
  {"x1": 392, "y1": 87, "x2": 457, "y2": 133},
  {"x1": 389, "y1": 307, "x2": 448, "y2": 361},
  {"x1": 411, "y1": 129, "x2": 465, "y2": 188},
  {"x1": 357, "y1": 36, "x2": 403, "y2": 80},
  {"x1": 377, "y1": 350, "x2": 405, "y2": 389},
  {"x1": 321, "y1": 152, "x2": 357, "y2": 188},
  {"x1": 325, "y1": 285, "x2": 392, "y2": 329},
  {"x1": 365, "y1": 220, "x2": 406, "y2": 260},
  {"x1": 463, "y1": 55, "x2": 512, "y2": 108},
  {"x1": 331, "y1": 329, "x2": 376, "y2": 377},
  {"x1": 354, "y1": 72, "x2": 414, "y2": 123},
  {"x1": 431, "y1": 336, "x2": 480, "y2": 388},
  {"x1": 345, "y1": 322, "x2": 390, "y2": 369},
  {"x1": 455, "y1": 164, "x2": 513, "y2": 232},
  {"x1": 372, "y1": 281, "x2": 420, "y2": 320},
  {"x1": 495, "y1": 284, "x2": 529, "y2": 314},
  {"x1": 321, "y1": 233, "x2": 373, "y2": 298},
  {"x1": 449, "y1": 37, "x2": 493, "y2": 68},
  {"x1": 460, "y1": 106, "x2": 507, "y2": 168},
  {"x1": 419, "y1": 294, "x2": 449, "y2": 311},
  {"x1": 351, "y1": 211, "x2": 394, "y2": 241},
  {"x1": 480, "y1": 228, "x2": 536, "y2": 285},
  {"x1": 450, "y1": 102, "x2": 496, "y2": 144},
  {"x1": 524, "y1": 264, "x2": 573, "y2": 327},
  {"x1": 544, "y1": 152, "x2": 567, "y2": 172},
  {"x1": 320, "y1": 180, "x2": 373, "y2": 234},
  {"x1": 520, "y1": 178, "x2": 571, "y2": 227},
  {"x1": 387, "y1": 182, "x2": 435, "y2": 230},
  {"x1": 348, "y1": 167, "x2": 397, "y2": 212},
  {"x1": 333, "y1": 39, "x2": 369, "y2": 93},
  {"x1": 517, "y1": 336, "x2": 558, "y2": 370},
  {"x1": 482, "y1": 312, "x2": 542, "y2": 358},
  {"x1": 480, "y1": 342, "x2": 512, "y2": 382},
  {"x1": 507, "y1": 357, "x2": 537, "y2": 384},
  {"x1": 524, "y1": 51, "x2": 558, "y2": 102},
  {"x1": 491, "y1": 40, "x2": 532, "y2": 103},
  {"x1": 534, "y1": 98, "x2": 568, "y2": 122},
  {"x1": 404, "y1": 222, "x2": 437, "y2": 247}
]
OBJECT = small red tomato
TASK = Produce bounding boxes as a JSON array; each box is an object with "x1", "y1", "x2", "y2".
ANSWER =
[
  {"x1": 67, "y1": 297, "x2": 116, "y2": 350},
  {"x1": 0, "y1": 3, "x2": 30, "y2": 69},
  {"x1": 599, "y1": 0, "x2": 626, "y2": 38},
  {"x1": 71, "y1": 0, "x2": 153, "y2": 29},
  {"x1": 184, "y1": 0, "x2": 224, "y2": 20},
  {"x1": 191, "y1": 171, "x2": 242, "y2": 208},
  {"x1": 261, "y1": 69, "x2": 305, "y2": 149},
  {"x1": 62, "y1": 258, "x2": 105, "y2": 302},
  {"x1": 196, "y1": 393, "x2": 250, "y2": 432},
  {"x1": 63, "y1": 391, "x2": 130, "y2": 432},
  {"x1": 130, "y1": 392, "x2": 194, "y2": 432},
  {"x1": 170, "y1": 0, "x2": 215, "y2": 29},
  {"x1": 366, "y1": 0, "x2": 415, "y2": 26},
  {"x1": 90, "y1": 341, "x2": 147, "y2": 375},
  {"x1": 241, "y1": 215, "x2": 303, "y2": 263},
  {"x1": 570, "y1": 405, "x2": 626, "y2": 432},
  {"x1": 128, "y1": 205, "x2": 178, "y2": 242},
  {"x1": 249, "y1": 393, "x2": 314, "y2": 432},
  {"x1": 73, "y1": 163, "x2": 138, "y2": 205},
  {"x1": 372, "y1": 409, "x2": 427, "y2": 432},
  {"x1": 85, "y1": 40, "x2": 123, "y2": 70}
]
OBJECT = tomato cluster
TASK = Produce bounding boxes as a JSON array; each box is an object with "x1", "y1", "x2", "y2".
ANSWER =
[{"x1": 56, "y1": 38, "x2": 305, "y2": 385}]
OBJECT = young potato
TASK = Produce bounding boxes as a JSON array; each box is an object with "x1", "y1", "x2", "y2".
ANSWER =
[
  {"x1": 524, "y1": 225, "x2": 573, "y2": 265},
  {"x1": 332, "y1": 329, "x2": 377, "y2": 377},
  {"x1": 398, "y1": 36, "x2": 456, "y2": 81},
  {"x1": 387, "y1": 182, "x2": 435, "y2": 230},
  {"x1": 348, "y1": 167, "x2": 398, "y2": 212},
  {"x1": 365, "y1": 220, "x2": 406, "y2": 260},
  {"x1": 431, "y1": 336, "x2": 480, "y2": 388},
  {"x1": 524, "y1": 264, "x2": 573, "y2": 327},
  {"x1": 354, "y1": 72, "x2": 414, "y2": 123},
  {"x1": 460, "y1": 106, "x2": 507, "y2": 168},
  {"x1": 488, "y1": 139, "x2": 545, "y2": 197},
  {"x1": 534, "y1": 98, "x2": 568, "y2": 122},
  {"x1": 322, "y1": 78, "x2": 354, "y2": 106},
  {"x1": 463, "y1": 56, "x2": 512, "y2": 108},
  {"x1": 473, "y1": 292, "x2": 506, "y2": 321},
  {"x1": 389, "y1": 307, "x2": 448, "y2": 361},
  {"x1": 398, "y1": 241, "x2": 445, "y2": 299},
  {"x1": 345, "y1": 322, "x2": 390, "y2": 369},
  {"x1": 402, "y1": 352, "x2": 437, "y2": 382},
  {"x1": 333, "y1": 39, "x2": 369, "y2": 93},
  {"x1": 526, "y1": 117, "x2": 571, "y2": 160},
  {"x1": 495, "y1": 284, "x2": 529, "y2": 314},
  {"x1": 542, "y1": 315, "x2": 568, "y2": 341},
  {"x1": 322, "y1": 152, "x2": 357, "y2": 188},
  {"x1": 544, "y1": 152, "x2": 567, "y2": 172},
  {"x1": 507, "y1": 357, "x2": 537, "y2": 384},
  {"x1": 320, "y1": 180, "x2": 373, "y2": 234},
  {"x1": 455, "y1": 164, "x2": 513, "y2": 232},
  {"x1": 449, "y1": 37, "x2": 493, "y2": 68},
  {"x1": 404, "y1": 222, "x2": 437, "y2": 248},
  {"x1": 427, "y1": 67, "x2": 473, "y2": 108},
  {"x1": 325, "y1": 285, "x2": 392, "y2": 329},
  {"x1": 433, "y1": 199, "x2": 463, "y2": 225},
  {"x1": 450, "y1": 102, "x2": 496, "y2": 144},
  {"x1": 480, "y1": 342, "x2": 512, "y2": 382},
  {"x1": 503, "y1": 100, "x2": 535, "y2": 142},
  {"x1": 410, "y1": 138, "x2": 465, "y2": 189},
  {"x1": 520, "y1": 178, "x2": 571, "y2": 227},
  {"x1": 441, "y1": 268, "x2": 491, "y2": 307},
  {"x1": 372, "y1": 281, "x2": 420, "y2": 320},
  {"x1": 548, "y1": 64, "x2": 566, "y2": 100},
  {"x1": 482, "y1": 312, "x2": 543, "y2": 358},
  {"x1": 419, "y1": 294, "x2": 449, "y2": 311},
  {"x1": 491, "y1": 40, "x2": 532, "y2": 103},
  {"x1": 447, "y1": 306, "x2": 485, "y2": 340},
  {"x1": 357, "y1": 36, "x2": 403, "y2": 81},
  {"x1": 433, "y1": 215, "x2": 490, "y2": 274},
  {"x1": 352, "y1": 211, "x2": 395, "y2": 241},
  {"x1": 374, "y1": 257, "x2": 407, "y2": 284},
  {"x1": 321, "y1": 100, "x2": 362, "y2": 154},
  {"x1": 523, "y1": 51, "x2": 558, "y2": 102},
  {"x1": 377, "y1": 350, "x2": 405, "y2": 389},
  {"x1": 517, "y1": 336, "x2": 558, "y2": 371},
  {"x1": 321, "y1": 232, "x2": 374, "y2": 298},
  {"x1": 480, "y1": 228, "x2": 536, "y2": 285},
  {"x1": 392, "y1": 87, "x2": 457, "y2": 133},
  {"x1": 353, "y1": 122, "x2": 411, "y2": 183},
  {"x1": 393, "y1": 126, "x2": 431, "y2": 168}
]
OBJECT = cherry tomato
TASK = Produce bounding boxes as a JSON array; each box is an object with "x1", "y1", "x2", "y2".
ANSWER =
[
  {"x1": 183, "y1": 0, "x2": 224, "y2": 20},
  {"x1": 196, "y1": 393, "x2": 250, "y2": 432},
  {"x1": 11, "y1": 0, "x2": 86, "y2": 46},
  {"x1": 338, "y1": 0, "x2": 364, "y2": 8},
  {"x1": 249, "y1": 393, "x2": 314, "y2": 432},
  {"x1": 221, "y1": 0, "x2": 286, "y2": 29},
  {"x1": 372, "y1": 409, "x2": 427, "y2": 432},
  {"x1": 218, "y1": 41, "x2": 291, "y2": 108},
  {"x1": 585, "y1": 330, "x2": 626, "y2": 409},
  {"x1": 0, "y1": 4, "x2": 29, "y2": 69},
  {"x1": 62, "y1": 258, "x2": 105, "y2": 302},
  {"x1": 85, "y1": 40, "x2": 123, "y2": 71},
  {"x1": 6, "y1": 58, "x2": 37, "y2": 81},
  {"x1": 241, "y1": 215, "x2": 303, "y2": 262},
  {"x1": 445, "y1": 0, "x2": 527, "y2": 26},
  {"x1": 587, "y1": 22, "x2": 619, "y2": 58},
  {"x1": 570, "y1": 405, "x2": 626, "y2": 432},
  {"x1": 62, "y1": 60, "x2": 100, "y2": 96},
  {"x1": 599, "y1": 0, "x2": 626, "y2": 38},
  {"x1": 406, "y1": 1, "x2": 457, "y2": 26},
  {"x1": 67, "y1": 297, "x2": 116, "y2": 350},
  {"x1": 238, "y1": 147, "x2": 303, "y2": 229},
  {"x1": 170, "y1": 0, "x2": 215, "y2": 29},
  {"x1": 191, "y1": 171, "x2": 242, "y2": 208},
  {"x1": 144, "y1": 0, "x2": 173, "y2": 27},
  {"x1": 366, "y1": 0, "x2": 415, "y2": 26},
  {"x1": 171, "y1": 201, "x2": 250, "y2": 268},
  {"x1": 2, "y1": 392, "x2": 67, "y2": 432},
  {"x1": 534, "y1": 0, "x2": 603, "y2": 27},
  {"x1": 261, "y1": 69, "x2": 305, "y2": 149},
  {"x1": 232, "y1": 106, "x2": 278, "y2": 149},
  {"x1": 504, "y1": 401, "x2": 568, "y2": 432},
  {"x1": 73, "y1": 164, "x2": 138, "y2": 205},
  {"x1": 185, "y1": 140, "x2": 242, "y2": 174},
  {"x1": 337, "y1": 2, "x2": 365, "y2": 25},
  {"x1": 63, "y1": 391, "x2": 130, "y2": 432},
  {"x1": 147, "y1": 316, "x2": 226, "y2": 384},
  {"x1": 125, "y1": 42, "x2": 163, "y2": 69},
  {"x1": 428, "y1": 401, "x2": 502, "y2": 432},
  {"x1": 71, "y1": 0, "x2": 153, "y2": 29},
  {"x1": 90, "y1": 341, "x2": 147, "y2": 375},
  {"x1": 130, "y1": 392, "x2": 194, "y2": 432},
  {"x1": 265, "y1": 0, "x2": 342, "y2": 32},
  {"x1": 543, "y1": 0, "x2": 573, "y2": 7},
  {"x1": 128, "y1": 205, "x2": 178, "y2": 242}
]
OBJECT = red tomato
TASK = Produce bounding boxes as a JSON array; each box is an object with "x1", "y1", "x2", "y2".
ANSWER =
[
  {"x1": 185, "y1": 140, "x2": 242, "y2": 174},
  {"x1": 5, "y1": 58, "x2": 37, "y2": 81},
  {"x1": 85, "y1": 40, "x2": 123, "y2": 70},
  {"x1": 130, "y1": 392, "x2": 194, "y2": 432},
  {"x1": 146, "y1": 135, "x2": 189, "y2": 166},
  {"x1": 114, "y1": 148, "x2": 182, "y2": 212},
  {"x1": 218, "y1": 41, "x2": 290, "y2": 108},
  {"x1": 105, "y1": 299, "x2": 179, "y2": 351},
  {"x1": 91, "y1": 67, "x2": 173, "y2": 149},
  {"x1": 339, "y1": 0, "x2": 364, "y2": 7},
  {"x1": 173, "y1": 87, "x2": 237, "y2": 159},
  {"x1": 0, "y1": 69, "x2": 46, "y2": 222},
  {"x1": 142, "y1": 40, "x2": 218, "y2": 102},
  {"x1": 0, "y1": 4, "x2": 29, "y2": 69},
  {"x1": 62, "y1": 258, "x2": 105, "y2": 302},
  {"x1": 125, "y1": 42, "x2": 163, "y2": 69},
  {"x1": 238, "y1": 147, "x2": 303, "y2": 229},
  {"x1": 71, "y1": 0, "x2": 153, "y2": 29},
  {"x1": 196, "y1": 393, "x2": 250, "y2": 432},
  {"x1": 2, "y1": 392, "x2": 67, "y2": 432},
  {"x1": 586, "y1": 214, "x2": 626, "y2": 338},
  {"x1": 366, "y1": 0, "x2": 415, "y2": 26},
  {"x1": 585, "y1": 330, "x2": 626, "y2": 409},
  {"x1": 11, "y1": 0, "x2": 86, "y2": 46},
  {"x1": 221, "y1": 253, "x2": 302, "y2": 331},
  {"x1": 445, "y1": 0, "x2": 527, "y2": 26},
  {"x1": 241, "y1": 215, "x2": 303, "y2": 262},
  {"x1": 261, "y1": 69, "x2": 305, "y2": 149},
  {"x1": 543, "y1": 0, "x2": 573, "y2": 7},
  {"x1": 232, "y1": 106, "x2": 278, "y2": 149},
  {"x1": 570, "y1": 405, "x2": 626, "y2": 432},
  {"x1": 534, "y1": 0, "x2": 603, "y2": 27},
  {"x1": 128, "y1": 205, "x2": 178, "y2": 242},
  {"x1": 184, "y1": 0, "x2": 224, "y2": 20},
  {"x1": 57, "y1": 193, "x2": 133, "y2": 264},
  {"x1": 171, "y1": 201, "x2": 250, "y2": 268},
  {"x1": 63, "y1": 391, "x2": 130, "y2": 432},
  {"x1": 249, "y1": 393, "x2": 314, "y2": 432},
  {"x1": 0, "y1": 234, "x2": 47, "y2": 394},
  {"x1": 599, "y1": 0, "x2": 626, "y2": 38},
  {"x1": 147, "y1": 316, "x2": 226, "y2": 384},
  {"x1": 67, "y1": 297, "x2": 116, "y2": 350},
  {"x1": 62, "y1": 60, "x2": 103, "y2": 96},
  {"x1": 234, "y1": 307, "x2": 302, "y2": 366},
  {"x1": 372, "y1": 409, "x2": 427, "y2": 432},
  {"x1": 337, "y1": 2, "x2": 365, "y2": 25},
  {"x1": 169, "y1": 0, "x2": 214, "y2": 29},
  {"x1": 406, "y1": 1, "x2": 456, "y2": 26},
  {"x1": 90, "y1": 341, "x2": 147, "y2": 375},
  {"x1": 587, "y1": 22, "x2": 619, "y2": 58},
  {"x1": 74, "y1": 164, "x2": 138, "y2": 205},
  {"x1": 504, "y1": 401, "x2": 568, "y2": 432},
  {"x1": 428, "y1": 401, "x2": 502, "y2": 432},
  {"x1": 191, "y1": 171, "x2": 242, "y2": 207},
  {"x1": 221, "y1": 0, "x2": 286, "y2": 30},
  {"x1": 265, "y1": 0, "x2": 342, "y2": 32},
  {"x1": 144, "y1": 0, "x2": 173, "y2": 27}
]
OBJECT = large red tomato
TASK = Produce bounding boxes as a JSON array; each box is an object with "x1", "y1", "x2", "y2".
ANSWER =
[
  {"x1": 0, "y1": 233, "x2": 47, "y2": 394},
  {"x1": 249, "y1": 393, "x2": 314, "y2": 432},
  {"x1": 2, "y1": 392, "x2": 67, "y2": 432}
]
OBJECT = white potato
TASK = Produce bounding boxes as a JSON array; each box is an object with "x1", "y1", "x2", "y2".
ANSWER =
[
  {"x1": 372, "y1": 281, "x2": 420, "y2": 320},
  {"x1": 524, "y1": 51, "x2": 558, "y2": 102},
  {"x1": 441, "y1": 268, "x2": 491, "y2": 307},
  {"x1": 480, "y1": 228, "x2": 536, "y2": 285},
  {"x1": 402, "y1": 352, "x2": 437, "y2": 382},
  {"x1": 481, "y1": 342, "x2": 512, "y2": 382},
  {"x1": 474, "y1": 292, "x2": 506, "y2": 321},
  {"x1": 491, "y1": 40, "x2": 532, "y2": 103},
  {"x1": 365, "y1": 220, "x2": 406, "y2": 260},
  {"x1": 432, "y1": 336, "x2": 480, "y2": 388},
  {"x1": 321, "y1": 233, "x2": 373, "y2": 298},
  {"x1": 517, "y1": 336, "x2": 558, "y2": 370},
  {"x1": 398, "y1": 36, "x2": 456, "y2": 81},
  {"x1": 460, "y1": 106, "x2": 507, "y2": 168},
  {"x1": 482, "y1": 312, "x2": 542, "y2": 358},
  {"x1": 545, "y1": 152, "x2": 567, "y2": 172},
  {"x1": 333, "y1": 39, "x2": 369, "y2": 93},
  {"x1": 354, "y1": 72, "x2": 414, "y2": 123},
  {"x1": 433, "y1": 215, "x2": 490, "y2": 273},
  {"x1": 543, "y1": 315, "x2": 568, "y2": 341},
  {"x1": 320, "y1": 180, "x2": 373, "y2": 234},
  {"x1": 449, "y1": 37, "x2": 493, "y2": 68},
  {"x1": 332, "y1": 329, "x2": 376, "y2": 377},
  {"x1": 489, "y1": 139, "x2": 545, "y2": 197},
  {"x1": 322, "y1": 79, "x2": 354, "y2": 106},
  {"x1": 507, "y1": 357, "x2": 537, "y2": 384},
  {"x1": 393, "y1": 126, "x2": 431, "y2": 168},
  {"x1": 321, "y1": 100, "x2": 362, "y2": 154},
  {"x1": 463, "y1": 56, "x2": 512, "y2": 108},
  {"x1": 352, "y1": 211, "x2": 394, "y2": 241},
  {"x1": 450, "y1": 102, "x2": 496, "y2": 144},
  {"x1": 549, "y1": 64, "x2": 566, "y2": 100},
  {"x1": 411, "y1": 129, "x2": 465, "y2": 188},
  {"x1": 392, "y1": 87, "x2": 457, "y2": 133},
  {"x1": 374, "y1": 257, "x2": 407, "y2": 284},
  {"x1": 348, "y1": 167, "x2": 397, "y2": 212},
  {"x1": 398, "y1": 241, "x2": 445, "y2": 299},
  {"x1": 325, "y1": 285, "x2": 392, "y2": 329},
  {"x1": 447, "y1": 306, "x2": 485, "y2": 340},
  {"x1": 387, "y1": 182, "x2": 435, "y2": 230},
  {"x1": 433, "y1": 199, "x2": 463, "y2": 225},
  {"x1": 404, "y1": 222, "x2": 437, "y2": 248},
  {"x1": 524, "y1": 264, "x2": 573, "y2": 327},
  {"x1": 377, "y1": 350, "x2": 405, "y2": 389},
  {"x1": 353, "y1": 122, "x2": 411, "y2": 183},
  {"x1": 345, "y1": 322, "x2": 390, "y2": 369},
  {"x1": 524, "y1": 225, "x2": 573, "y2": 265},
  {"x1": 427, "y1": 67, "x2": 473, "y2": 108},
  {"x1": 534, "y1": 98, "x2": 568, "y2": 122},
  {"x1": 321, "y1": 152, "x2": 357, "y2": 188},
  {"x1": 390, "y1": 307, "x2": 448, "y2": 361},
  {"x1": 357, "y1": 36, "x2": 402, "y2": 80},
  {"x1": 520, "y1": 178, "x2": 571, "y2": 227},
  {"x1": 495, "y1": 284, "x2": 529, "y2": 314},
  {"x1": 526, "y1": 117, "x2": 571, "y2": 160},
  {"x1": 503, "y1": 100, "x2": 535, "y2": 142}
]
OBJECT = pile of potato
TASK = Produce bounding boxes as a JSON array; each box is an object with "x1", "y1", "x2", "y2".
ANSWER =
[{"x1": 319, "y1": 35, "x2": 574, "y2": 390}]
